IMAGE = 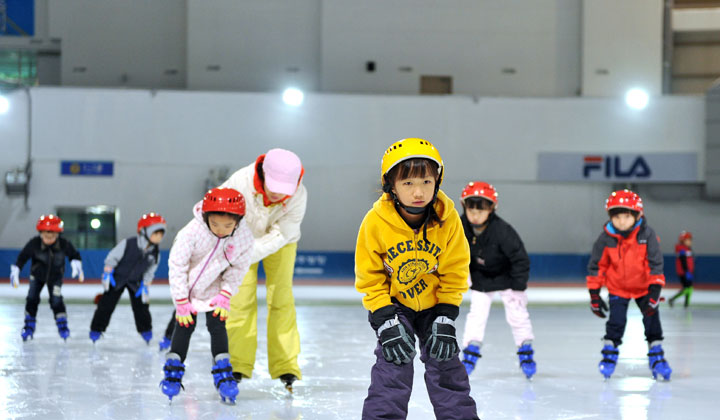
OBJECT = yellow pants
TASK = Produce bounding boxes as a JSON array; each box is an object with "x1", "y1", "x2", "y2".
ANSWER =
[{"x1": 227, "y1": 242, "x2": 301, "y2": 380}]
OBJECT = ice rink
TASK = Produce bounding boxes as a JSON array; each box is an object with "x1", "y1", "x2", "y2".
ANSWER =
[{"x1": 0, "y1": 284, "x2": 718, "y2": 420}]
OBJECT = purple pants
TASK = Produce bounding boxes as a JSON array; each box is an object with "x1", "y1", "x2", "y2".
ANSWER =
[{"x1": 362, "y1": 304, "x2": 479, "y2": 420}]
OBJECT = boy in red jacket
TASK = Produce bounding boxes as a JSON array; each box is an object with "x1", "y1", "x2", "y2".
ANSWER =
[
  {"x1": 586, "y1": 190, "x2": 672, "y2": 381},
  {"x1": 669, "y1": 231, "x2": 694, "y2": 308}
]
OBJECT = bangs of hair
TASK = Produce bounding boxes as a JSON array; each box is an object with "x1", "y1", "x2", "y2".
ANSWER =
[
  {"x1": 388, "y1": 158, "x2": 439, "y2": 183},
  {"x1": 203, "y1": 212, "x2": 242, "y2": 224},
  {"x1": 464, "y1": 196, "x2": 494, "y2": 210}
]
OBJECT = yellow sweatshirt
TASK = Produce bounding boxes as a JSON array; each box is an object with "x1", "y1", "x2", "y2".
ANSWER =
[{"x1": 355, "y1": 190, "x2": 470, "y2": 313}]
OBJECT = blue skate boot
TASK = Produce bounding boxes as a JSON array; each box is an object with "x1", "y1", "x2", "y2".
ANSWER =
[
  {"x1": 89, "y1": 330, "x2": 102, "y2": 343},
  {"x1": 647, "y1": 342, "x2": 672, "y2": 381},
  {"x1": 158, "y1": 336, "x2": 172, "y2": 351},
  {"x1": 21, "y1": 315, "x2": 36, "y2": 341},
  {"x1": 212, "y1": 353, "x2": 239, "y2": 404},
  {"x1": 517, "y1": 341, "x2": 537, "y2": 379},
  {"x1": 55, "y1": 315, "x2": 70, "y2": 341},
  {"x1": 461, "y1": 341, "x2": 482, "y2": 375},
  {"x1": 599, "y1": 341, "x2": 619, "y2": 379},
  {"x1": 160, "y1": 353, "x2": 185, "y2": 401},
  {"x1": 140, "y1": 331, "x2": 152, "y2": 345}
]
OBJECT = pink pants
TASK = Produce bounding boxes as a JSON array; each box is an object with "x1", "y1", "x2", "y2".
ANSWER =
[{"x1": 462, "y1": 289, "x2": 535, "y2": 347}]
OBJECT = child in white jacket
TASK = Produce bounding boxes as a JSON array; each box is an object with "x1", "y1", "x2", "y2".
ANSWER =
[{"x1": 160, "y1": 188, "x2": 254, "y2": 405}]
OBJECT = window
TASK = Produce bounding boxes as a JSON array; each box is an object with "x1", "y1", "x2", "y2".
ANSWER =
[
  {"x1": 57, "y1": 206, "x2": 117, "y2": 249},
  {"x1": 0, "y1": 49, "x2": 37, "y2": 85}
]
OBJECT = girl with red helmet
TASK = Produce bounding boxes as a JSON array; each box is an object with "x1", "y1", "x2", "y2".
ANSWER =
[
  {"x1": 457, "y1": 181, "x2": 537, "y2": 379},
  {"x1": 587, "y1": 189, "x2": 672, "y2": 380},
  {"x1": 159, "y1": 187, "x2": 254, "y2": 405},
  {"x1": 669, "y1": 231, "x2": 694, "y2": 307},
  {"x1": 88, "y1": 212, "x2": 167, "y2": 345},
  {"x1": 9, "y1": 215, "x2": 83, "y2": 341}
]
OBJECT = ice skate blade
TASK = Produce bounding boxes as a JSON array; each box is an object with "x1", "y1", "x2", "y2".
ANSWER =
[
  {"x1": 220, "y1": 396, "x2": 236, "y2": 405},
  {"x1": 285, "y1": 384, "x2": 294, "y2": 394}
]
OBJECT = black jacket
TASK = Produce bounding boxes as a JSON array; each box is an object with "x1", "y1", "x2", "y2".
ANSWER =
[
  {"x1": 15, "y1": 236, "x2": 81, "y2": 285},
  {"x1": 461, "y1": 212, "x2": 530, "y2": 292}
]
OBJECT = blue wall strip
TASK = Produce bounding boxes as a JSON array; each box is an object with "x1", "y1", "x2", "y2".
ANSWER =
[{"x1": 1, "y1": 249, "x2": 718, "y2": 284}]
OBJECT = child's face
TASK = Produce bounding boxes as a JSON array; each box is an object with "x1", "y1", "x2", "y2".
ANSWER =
[
  {"x1": 263, "y1": 181, "x2": 288, "y2": 203},
  {"x1": 465, "y1": 207, "x2": 493, "y2": 226},
  {"x1": 610, "y1": 212, "x2": 636, "y2": 231},
  {"x1": 683, "y1": 238, "x2": 692, "y2": 247},
  {"x1": 392, "y1": 175, "x2": 436, "y2": 208},
  {"x1": 149, "y1": 230, "x2": 165, "y2": 245},
  {"x1": 208, "y1": 214, "x2": 238, "y2": 238},
  {"x1": 40, "y1": 231, "x2": 59, "y2": 246}
]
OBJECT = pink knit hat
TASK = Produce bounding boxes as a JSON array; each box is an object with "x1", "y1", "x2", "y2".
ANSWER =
[{"x1": 263, "y1": 149, "x2": 302, "y2": 196}]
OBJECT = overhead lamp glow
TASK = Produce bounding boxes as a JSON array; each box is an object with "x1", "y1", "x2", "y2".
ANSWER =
[
  {"x1": 0, "y1": 96, "x2": 9, "y2": 114},
  {"x1": 90, "y1": 218, "x2": 101, "y2": 229},
  {"x1": 282, "y1": 88, "x2": 304, "y2": 106},
  {"x1": 625, "y1": 88, "x2": 649, "y2": 110}
]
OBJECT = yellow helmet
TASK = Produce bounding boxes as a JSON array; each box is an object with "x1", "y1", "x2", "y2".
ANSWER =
[{"x1": 380, "y1": 138, "x2": 444, "y2": 187}]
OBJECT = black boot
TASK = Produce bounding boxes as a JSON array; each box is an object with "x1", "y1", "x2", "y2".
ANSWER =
[{"x1": 280, "y1": 373, "x2": 297, "y2": 393}]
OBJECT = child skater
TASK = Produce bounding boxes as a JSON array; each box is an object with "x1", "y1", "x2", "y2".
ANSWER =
[
  {"x1": 458, "y1": 181, "x2": 536, "y2": 379},
  {"x1": 355, "y1": 138, "x2": 479, "y2": 420},
  {"x1": 587, "y1": 189, "x2": 672, "y2": 380},
  {"x1": 160, "y1": 188, "x2": 253, "y2": 404},
  {"x1": 89, "y1": 212, "x2": 166, "y2": 344},
  {"x1": 669, "y1": 231, "x2": 694, "y2": 308},
  {"x1": 10, "y1": 214, "x2": 84, "y2": 341}
]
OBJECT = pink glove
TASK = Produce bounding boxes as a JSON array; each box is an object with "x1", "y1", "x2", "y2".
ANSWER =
[
  {"x1": 175, "y1": 299, "x2": 197, "y2": 328},
  {"x1": 209, "y1": 290, "x2": 232, "y2": 321}
]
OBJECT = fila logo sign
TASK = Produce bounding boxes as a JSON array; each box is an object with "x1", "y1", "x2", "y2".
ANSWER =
[{"x1": 583, "y1": 155, "x2": 651, "y2": 179}]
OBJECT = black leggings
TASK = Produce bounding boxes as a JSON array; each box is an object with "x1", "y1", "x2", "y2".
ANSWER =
[
  {"x1": 170, "y1": 312, "x2": 228, "y2": 362},
  {"x1": 164, "y1": 311, "x2": 176, "y2": 339},
  {"x1": 90, "y1": 285, "x2": 152, "y2": 333}
]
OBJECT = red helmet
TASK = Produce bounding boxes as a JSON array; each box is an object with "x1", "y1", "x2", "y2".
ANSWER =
[
  {"x1": 202, "y1": 188, "x2": 246, "y2": 216},
  {"x1": 461, "y1": 181, "x2": 498, "y2": 205},
  {"x1": 36, "y1": 214, "x2": 64, "y2": 232},
  {"x1": 678, "y1": 231, "x2": 692, "y2": 242},
  {"x1": 605, "y1": 189, "x2": 643, "y2": 215},
  {"x1": 137, "y1": 212, "x2": 167, "y2": 234}
]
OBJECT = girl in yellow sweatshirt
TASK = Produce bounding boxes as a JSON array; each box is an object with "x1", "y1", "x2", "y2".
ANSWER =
[{"x1": 355, "y1": 138, "x2": 479, "y2": 420}]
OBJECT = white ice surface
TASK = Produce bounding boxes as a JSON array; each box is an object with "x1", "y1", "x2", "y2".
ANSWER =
[{"x1": 0, "y1": 285, "x2": 718, "y2": 419}]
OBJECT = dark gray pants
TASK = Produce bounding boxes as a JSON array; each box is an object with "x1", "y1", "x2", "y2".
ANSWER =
[
  {"x1": 362, "y1": 304, "x2": 479, "y2": 420},
  {"x1": 605, "y1": 293, "x2": 663, "y2": 347}
]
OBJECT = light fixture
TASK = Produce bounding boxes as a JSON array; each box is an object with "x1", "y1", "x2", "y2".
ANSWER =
[
  {"x1": 282, "y1": 88, "x2": 304, "y2": 106},
  {"x1": 0, "y1": 95, "x2": 9, "y2": 114},
  {"x1": 625, "y1": 88, "x2": 649, "y2": 110},
  {"x1": 90, "y1": 218, "x2": 101, "y2": 229}
]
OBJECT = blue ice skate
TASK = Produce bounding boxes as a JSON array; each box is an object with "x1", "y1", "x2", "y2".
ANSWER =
[
  {"x1": 55, "y1": 317, "x2": 70, "y2": 341},
  {"x1": 648, "y1": 344, "x2": 672, "y2": 381},
  {"x1": 158, "y1": 336, "x2": 171, "y2": 351},
  {"x1": 517, "y1": 342, "x2": 537, "y2": 379},
  {"x1": 160, "y1": 354, "x2": 185, "y2": 401},
  {"x1": 21, "y1": 315, "x2": 36, "y2": 341},
  {"x1": 89, "y1": 330, "x2": 102, "y2": 343},
  {"x1": 599, "y1": 343, "x2": 619, "y2": 379},
  {"x1": 140, "y1": 330, "x2": 152, "y2": 345},
  {"x1": 461, "y1": 342, "x2": 482, "y2": 375},
  {"x1": 212, "y1": 354, "x2": 239, "y2": 404}
]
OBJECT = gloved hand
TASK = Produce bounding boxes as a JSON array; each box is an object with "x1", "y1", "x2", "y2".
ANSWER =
[
  {"x1": 70, "y1": 259, "x2": 84, "y2": 282},
  {"x1": 175, "y1": 299, "x2": 197, "y2": 328},
  {"x1": 209, "y1": 290, "x2": 232, "y2": 321},
  {"x1": 685, "y1": 272, "x2": 694, "y2": 281},
  {"x1": 589, "y1": 289, "x2": 608, "y2": 318},
  {"x1": 427, "y1": 316, "x2": 460, "y2": 362},
  {"x1": 101, "y1": 267, "x2": 116, "y2": 292},
  {"x1": 10, "y1": 264, "x2": 20, "y2": 288},
  {"x1": 135, "y1": 281, "x2": 149, "y2": 304},
  {"x1": 638, "y1": 284, "x2": 662, "y2": 317},
  {"x1": 371, "y1": 305, "x2": 416, "y2": 365}
]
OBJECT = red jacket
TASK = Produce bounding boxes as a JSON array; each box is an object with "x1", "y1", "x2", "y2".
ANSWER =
[
  {"x1": 675, "y1": 243, "x2": 694, "y2": 276},
  {"x1": 586, "y1": 219, "x2": 665, "y2": 299}
]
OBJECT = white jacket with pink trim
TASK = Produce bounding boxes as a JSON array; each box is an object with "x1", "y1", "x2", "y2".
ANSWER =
[{"x1": 168, "y1": 201, "x2": 254, "y2": 312}]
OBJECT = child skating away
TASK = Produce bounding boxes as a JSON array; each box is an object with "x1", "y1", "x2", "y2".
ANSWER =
[
  {"x1": 160, "y1": 188, "x2": 253, "y2": 404},
  {"x1": 587, "y1": 190, "x2": 672, "y2": 381},
  {"x1": 457, "y1": 181, "x2": 536, "y2": 379},
  {"x1": 669, "y1": 231, "x2": 694, "y2": 308},
  {"x1": 9, "y1": 214, "x2": 84, "y2": 341},
  {"x1": 89, "y1": 212, "x2": 166, "y2": 344},
  {"x1": 355, "y1": 138, "x2": 479, "y2": 420}
]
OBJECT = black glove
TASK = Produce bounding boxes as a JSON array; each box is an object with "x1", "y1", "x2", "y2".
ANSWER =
[
  {"x1": 589, "y1": 289, "x2": 608, "y2": 318},
  {"x1": 371, "y1": 305, "x2": 416, "y2": 365},
  {"x1": 638, "y1": 284, "x2": 662, "y2": 317},
  {"x1": 426, "y1": 304, "x2": 460, "y2": 362}
]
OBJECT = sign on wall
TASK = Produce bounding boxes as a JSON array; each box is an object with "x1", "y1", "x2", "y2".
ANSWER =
[
  {"x1": 537, "y1": 153, "x2": 698, "y2": 182},
  {"x1": 0, "y1": 0, "x2": 34, "y2": 36},
  {"x1": 61, "y1": 161, "x2": 114, "y2": 176}
]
